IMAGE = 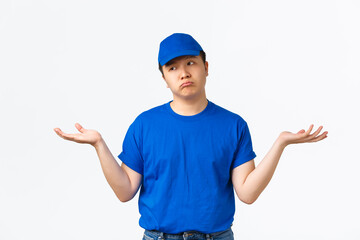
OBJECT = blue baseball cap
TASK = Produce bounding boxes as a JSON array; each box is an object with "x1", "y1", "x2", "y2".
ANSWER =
[{"x1": 158, "y1": 33, "x2": 203, "y2": 66}]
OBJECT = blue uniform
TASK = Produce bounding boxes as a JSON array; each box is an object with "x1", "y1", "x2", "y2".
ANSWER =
[{"x1": 118, "y1": 99, "x2": 256, "y2": 234}]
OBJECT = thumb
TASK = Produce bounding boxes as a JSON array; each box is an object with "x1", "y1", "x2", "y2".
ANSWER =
[
  {"x1": 297, "y1": 129, "x2": 305, "y2": 134},
  {"x1": 75, "y1": 123, "x2": 85, "y2": 133}
]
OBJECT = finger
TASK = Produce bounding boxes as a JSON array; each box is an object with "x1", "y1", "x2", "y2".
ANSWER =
[
  {"x1": 309, "y1": 131, "x2": 328, "y2": 142},
  {"x1": 309, "y1": 125, "x2": 323, "y2": 138},
  {"x1": 60, "y1": 132, "x2": 77, "y2": 141},
  {"x1": 54, "y1": 128, "x2": 76, "y2": 141},
  {"x1": 303, "y1": 124, "x2": 314, "y2": 136},
  {"x1": 54, "y1": 128, "x2": 63, "y2": 136},
  {"x1": 75, "y1": 123, "x2": 85, "y2": 133}
]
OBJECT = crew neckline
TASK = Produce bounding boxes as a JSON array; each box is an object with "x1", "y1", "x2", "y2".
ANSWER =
[{"x1": 165, "y1": 98, "x2": 214, "y2": 121}]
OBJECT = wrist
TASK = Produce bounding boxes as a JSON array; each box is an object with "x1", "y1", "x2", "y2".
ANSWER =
[
  {"x1": 276, "y1": 134, "x2": 288, "y2": 150},
  {"x1": 93, "y1": 136, "x2": 104, "y2": 149}
]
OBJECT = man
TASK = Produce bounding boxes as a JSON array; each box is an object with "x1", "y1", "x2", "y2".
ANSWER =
[{"x1": 54, "y1": 33, "x2": 328, "y2": 240}]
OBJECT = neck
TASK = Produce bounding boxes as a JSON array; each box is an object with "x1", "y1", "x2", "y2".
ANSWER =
[{"x1": 170, "y1": 92, "x2": 208, "y2": 116}]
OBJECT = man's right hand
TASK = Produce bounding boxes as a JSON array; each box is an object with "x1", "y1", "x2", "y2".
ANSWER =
[{"x1": 54, "y1": 123, "x2": 102, "y2": 148}]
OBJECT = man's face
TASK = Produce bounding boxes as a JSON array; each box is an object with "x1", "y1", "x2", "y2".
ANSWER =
[{"x1": 162, "y1": 55, "x2": 209, "y2": 101}]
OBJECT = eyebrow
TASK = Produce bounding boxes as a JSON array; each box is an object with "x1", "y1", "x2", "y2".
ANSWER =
[{"x1": 165, "y1": 56, "x2": 196, "y2": 67}]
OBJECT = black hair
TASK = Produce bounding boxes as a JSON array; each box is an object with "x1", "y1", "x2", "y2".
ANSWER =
[{"x1": 158, "y1": 50, "x2": 206, "y2": 76}]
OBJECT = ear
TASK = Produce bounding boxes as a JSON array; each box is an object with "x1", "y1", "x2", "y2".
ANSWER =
[
  {"x1": 162, "y1": 75, "x2": 169, "y2": 88},
  {"x1": 205, "y1": 61, "x2": 209, "y2": 77}
]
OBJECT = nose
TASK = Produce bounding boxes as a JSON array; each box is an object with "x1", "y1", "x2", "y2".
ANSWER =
[{"x1": 179, "y1": 65, "x2": 191, "y2": 79}]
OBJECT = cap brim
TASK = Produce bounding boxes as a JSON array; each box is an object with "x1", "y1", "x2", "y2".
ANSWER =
[{"x1": 159, "y1": 50, "x2": 200, "y2": 66}]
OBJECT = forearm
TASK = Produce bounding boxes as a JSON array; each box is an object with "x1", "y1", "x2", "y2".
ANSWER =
[
  {"x1": 242, "y1": 136, "x2": 286, "y2": 203},
  {"x1": 93, "y1": 138, "x2": 132, "y2": 202}
]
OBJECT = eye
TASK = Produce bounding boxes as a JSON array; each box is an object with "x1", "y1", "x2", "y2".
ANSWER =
[
  {"x1": 169, "y1": 66, "x2": 176, "y2": 71},
  {"x1": 187, "y1": 61, "x2": 194, "y2": 65}
]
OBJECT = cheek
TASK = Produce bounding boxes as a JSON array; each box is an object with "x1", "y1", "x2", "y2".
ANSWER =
[{"x1": 165, "y1": 80, "x2": 176, "y2": 89}]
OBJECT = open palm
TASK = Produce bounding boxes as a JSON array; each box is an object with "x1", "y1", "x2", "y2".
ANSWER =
[
  {"x1": 54, "y1": 123, "x2": 102, "y2": 147},
  {"x1": 279, "y1": 124, "x2": 328, "y2": 147}
]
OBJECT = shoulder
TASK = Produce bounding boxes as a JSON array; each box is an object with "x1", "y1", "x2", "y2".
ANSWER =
[
  {"x1": 211, "y1": 101, "x2": 248, "y2": 126},
  {"x1": 131, "y1": 102, "x2": 168, "y2": 126}
]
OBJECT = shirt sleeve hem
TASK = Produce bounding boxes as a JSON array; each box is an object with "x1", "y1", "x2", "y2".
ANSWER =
[
  {"x1": 118, "y1": 153, "x2": 143, "y2": 175},
  {"x1": 231, "y1": 151, "x2": 257, "y2": 170}
]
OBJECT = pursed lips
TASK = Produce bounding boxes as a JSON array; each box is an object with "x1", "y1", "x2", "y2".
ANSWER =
[{"x1": 181, "y1": 81, "x2": 193, "y2": 87}]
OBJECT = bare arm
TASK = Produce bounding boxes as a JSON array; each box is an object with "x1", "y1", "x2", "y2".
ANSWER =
[
  {"x1": 232, "y1": 124, "x2": 328, "y2": 204},
  {"x1": 93, "y1": 138, "x2": 142, "y2": 202},
  {"x1": 232, "y1": 139, "x2": 285, "y2": 204},
  {"x1": 54, "y1": 123, "x2": 142, "y2": 202}
]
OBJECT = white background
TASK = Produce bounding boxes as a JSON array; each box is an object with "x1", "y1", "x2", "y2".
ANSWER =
[{"x1": 1, "y1": 0, "x2": 359, "y2": 239}]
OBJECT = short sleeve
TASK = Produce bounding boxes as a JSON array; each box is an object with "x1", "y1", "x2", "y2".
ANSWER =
[
  {"x1": 118, "y1": 118, "x2": 144, "y2": 175},
  {"x1": 231, "y1": 120, "x2": 256, "y2": 169}
]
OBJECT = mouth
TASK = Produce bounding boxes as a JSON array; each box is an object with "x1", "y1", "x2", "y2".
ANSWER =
[{"x1": 181, "y1": 81, "x2": 193, "y2": 87}]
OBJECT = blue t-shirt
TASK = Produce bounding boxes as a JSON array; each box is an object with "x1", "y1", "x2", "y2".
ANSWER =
[{"x1": 118, "y1": 99, "x2": 256, "y2": 234}]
